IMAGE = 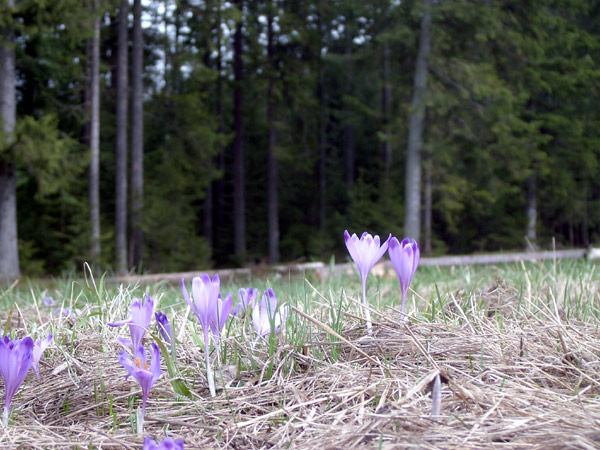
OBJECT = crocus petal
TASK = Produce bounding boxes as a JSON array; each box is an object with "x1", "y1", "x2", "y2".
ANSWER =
[
  {"x1": 118, "y1": 343, "x2": 161, "y2": 418},
  {"x1": 32, "y1": 334, "x2": 53, "y2": 380},
  {"x1": 107, "y1": 317, "x2": 132, "y2": 327},
  {"x1": 118, "y1": 350, "x2": 139, "y2": 380},
  {"x1": 150, "y1": 343, "x2": 161, "y2": 385},
  {"x1": 345, "y1": 230, "x2": 390, "y2": 283},
  {"x1": 233, "y1": 288, "x2": 257, "y2": 316},
  {"x1": 388, "y1": 237, "x2": 420, "y2": 312},
  {"x1": 252, "y1": 289, "x2": 286, "y2": 337},
  {"x1": 155, "y1": 312, "x2": 171, "y2": 344},
  {"x1": 1, "y1": 337, "x2": 34, "y2": 415},
  {"x1": 117, "y1": 337, "x2": 134, "y2": 347},
  {"x1": 143, "y1": 436, "x2": 185, "y2": 450}
]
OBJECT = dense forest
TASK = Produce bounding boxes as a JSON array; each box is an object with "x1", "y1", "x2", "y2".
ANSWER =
[{"x1": 0, "y1": 0, "x2": 599, "y2": 278}]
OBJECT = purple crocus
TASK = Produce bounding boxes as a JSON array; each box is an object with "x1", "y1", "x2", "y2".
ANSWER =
[
  {"x1": 109, "y1": 294, "x2": 154, "y2": 350},
  {"x1": 344, "y1": 230, "x2": 391, "y2": 333},
  {"x1": 155, "y1": 312, "x2": 171, "y2": 345},
  {"x1": 388, "y1": 237, "x2": 420, "y2": 318},
  {"x1": 42, "y1": 296, "x2": 55, "y2": 306},
  {"x1": 232, "y1": 287, "x2": 258, "y2": 317},
  {"x1": 181, "y1": 275, "x2": 219, "y2": 337},
  {"x1": 181, "y1": 275, "x2": 221, "y2": 397},
  {"x1": 118, "y1": 343, "x2": 161, "y2": 419},
  {"x1": 252, "y1": 288, "x2": 288, "y2": 338},
  {"x1": 210, "y1": 293, "x2": 233, "y2": 341},
  {"x1": 32, "y1": 334, "x2": 53, "y2": 380},
  {"x1": 0, "y1": 336, "x2": 34, "y2": 425},
  {"x1": 143, "y1": 436, "x2": 184, "y2": 450}
]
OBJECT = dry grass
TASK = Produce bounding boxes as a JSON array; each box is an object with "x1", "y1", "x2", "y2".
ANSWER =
[{"x1": 2, "y1": 264, "x2": 600, "y2": 449}]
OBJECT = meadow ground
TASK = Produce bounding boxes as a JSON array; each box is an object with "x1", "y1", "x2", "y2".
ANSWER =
[{"x1": 1, "y1": 258, "x2": 599, "y2": 449}]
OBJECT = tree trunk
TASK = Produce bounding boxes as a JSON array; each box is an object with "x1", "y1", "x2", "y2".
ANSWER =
[
  {"x1": 115, "y1": 0, "x2": 129, "y2": 273},
  {"x1": 343, "y1": 123, "x2": 355, "y2": 193},
  {"x1": 233, "y1": 0, "x2": 246, "y2": 261},
  {"x1": 382, "y1": 39, "x2": 392, "y2": 188},
  {"x1": 131, "y1": 0, "x2": 144, "y2": 269},
  {"x1": 317, "y1": 67, "x2": 326, "y2": 232},
  {"x1": 404, "y1": 0, "x2": 432, "y2": 243},
  {"x1": 424, "y1": 153, "x2": 432, "y2": 252},
  {"x1": 525, "y1": 172, "x2": 536, "y2": 249},
  {"x1": 267, "y1": 0, "x2": 279, "y2": 263},
  {"x1": 89, "y1": 3, "x2": 101, "y2": 264},
  {"x1": 0, "y1": 0, "x2": 20, "y2": 281},
  {"x1": 212, "y1": 0, "x2": 225, "y2": 249},
  {"x1": 343, "y1": 40, "x2": 355, "y2": 194}
]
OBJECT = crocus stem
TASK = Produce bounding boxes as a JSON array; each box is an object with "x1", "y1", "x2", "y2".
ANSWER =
[
  {"x1": 2, "y1": 406, "x2": 8, "y2": 426},
  {"x1": 204, "y1": 336, "x2": 216, "y2": 397},
  {"x1": 400, "y1": 293, "x2": 407, "y2": 323},
  {"x1": 362, "y1": 279, "x2": 372, "y2": 334},
  {"x1": 137, "y1": 405, "x2": 145, "y2": 434}
]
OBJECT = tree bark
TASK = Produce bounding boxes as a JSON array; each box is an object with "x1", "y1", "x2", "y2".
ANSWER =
[
  {"x1": 317, "y1": 67, "x2": 326, "y2": 232},
  {"x1": 0, "y1": 0, "x2": 20, "y2": 281},
  {"x1": 525, "y1": 172, "x2": 536, "y2": 249},
  {"x1": 212, "y1": 0, "x2": 225, "y2": 248},
  {"x1": 233, "y1": 0, "x2": 246, "y2": 261},
  {"x1": 343, "y1": 38, "x2": 355, "y2": 194},
  {"x1": 424, "y1": 153, "x2": 432, "y2": 252},
  {"x1": 131, "y1": 0, "x2": 144, "y2": 269},
  {"x1": 115, "y1": 0, "x2": 129, "y2": 273},
  {"x1": 267, "y1": 0, "x2": 279, "y2": 263},
  {"x1": 382, "y1": 39, "x2": 392, "y2": 188},
  {"x1": 89, "y1": 3, "x2": 101, "y2": 264},
  {"x1": 404, "y1": 0, "x2": 432, "y2": 243}
]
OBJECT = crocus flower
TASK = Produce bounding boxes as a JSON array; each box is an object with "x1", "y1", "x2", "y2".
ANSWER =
[
  {"x1": 232, "y1": 287, "x2": 258, "y2": 317},
  {"x1": 181, "y1": 275, "x2": 221, "y2": 397},
  {"x1": 118, "y1": 343, "x2": 161, "y2": 418},
  {"x1": 143, "y1": 436, "x2": 184, "y2": 450},
  {"x1": 0, "y1": 336, "x2": 34, "y2": 425},
  {"x1": 32, "y1": 334, "x2": 53, "y2": 380},
  {"x1": 252, "y1": 288, "x2": 288, "y2": 338},
  {"x1": 344, "y1": 230, "x2": 391, "y2": 333},
  {"x1": 54, "y1": 307, "x2": 78, "y2": 318},
  {"x1": 210, "y1": 293, "x2": 233, "y2": 342},
  {"x1": 155, "y1": 312, "x2": 171, "y2": 345},
  {"x1": 388, "y1": 237, "x2": 420, "y2": 318},
  {"x1": 109, "y1": 294, "x2": 154, "y2": 350},
  {"x1": 181, "y1": 275, "x2": 219, "y2": 337},
  {"x1": 42, "y1": 296, "x2": 55, "y2": 306}
]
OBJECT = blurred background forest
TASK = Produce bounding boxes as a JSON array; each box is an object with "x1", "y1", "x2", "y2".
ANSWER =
[{"x1": 0, "y1": 0, "x2": 599, "y2": 277}]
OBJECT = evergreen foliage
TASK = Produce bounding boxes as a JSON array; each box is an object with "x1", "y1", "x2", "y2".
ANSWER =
[{"x1": 1, "y1": 0, "x2": 599, "y2": 275}]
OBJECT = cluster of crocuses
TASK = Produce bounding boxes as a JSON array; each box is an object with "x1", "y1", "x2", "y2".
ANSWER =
[
  {"x1": 181, "y1": 274, "x2": 288, "y2": 397},
  {"x1": 0, "y1": 333, "x2": 53, "y2": 425},
  {"x1": 104, "y1": 274, "x2": 287, "y2": 445},
  {"x1": 344, "y1": 230, "x2": 420, "y2": 330}
]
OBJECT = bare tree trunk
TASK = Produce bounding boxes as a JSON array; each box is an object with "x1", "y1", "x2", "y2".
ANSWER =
[
  {"x1": 317, "y1": 67, "x2": 326, "y2": 232},
  {"x1": 382, "y1": 39, "x2": 392, "y2": 188},
  {"x1": 212, "y1": 0, "x2": 225, "y2": 247},
  {"x1": 115, "y1": 0, "x2": 129, "y2": 273},
  {"x1": 343, "y1": 40, "x2": 355, "y2": 194},
  {"x1": 424, "y1": 153, "x2": 432, "y2": 252},
  {"x1": 233, "y1": 0, "x2": 246, "y2": 261},
  {"x1": 89, "y1": 4, "x2": 101, "y2": 264},
  {"x1": 343, "y1": 122, "x2": 355, "y2": 193},
  {"x1": 267, "y1": 0, "x2": 279, "y2": 263},
  {"x1": 404, "y1": 0, "x2": 432, "y2": 243},
  {"x1": 525, "y1": 172, "x2": 536, "y2": 249},
  {"x1": 131, "y1": 0, "x2": 144, "y2": 269},
  {"x1": 0, "y1": 0, "x2": 20, "y2": 281}
]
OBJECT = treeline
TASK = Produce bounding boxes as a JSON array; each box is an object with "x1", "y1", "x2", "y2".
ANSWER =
[{"x1": 0, "y1": 0, "x2": 599, "y2": 278}]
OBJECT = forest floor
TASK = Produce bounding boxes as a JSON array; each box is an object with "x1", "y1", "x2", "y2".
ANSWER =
[{"x1": 1, "y1": 259, "x2": 599, "y2": 449}]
